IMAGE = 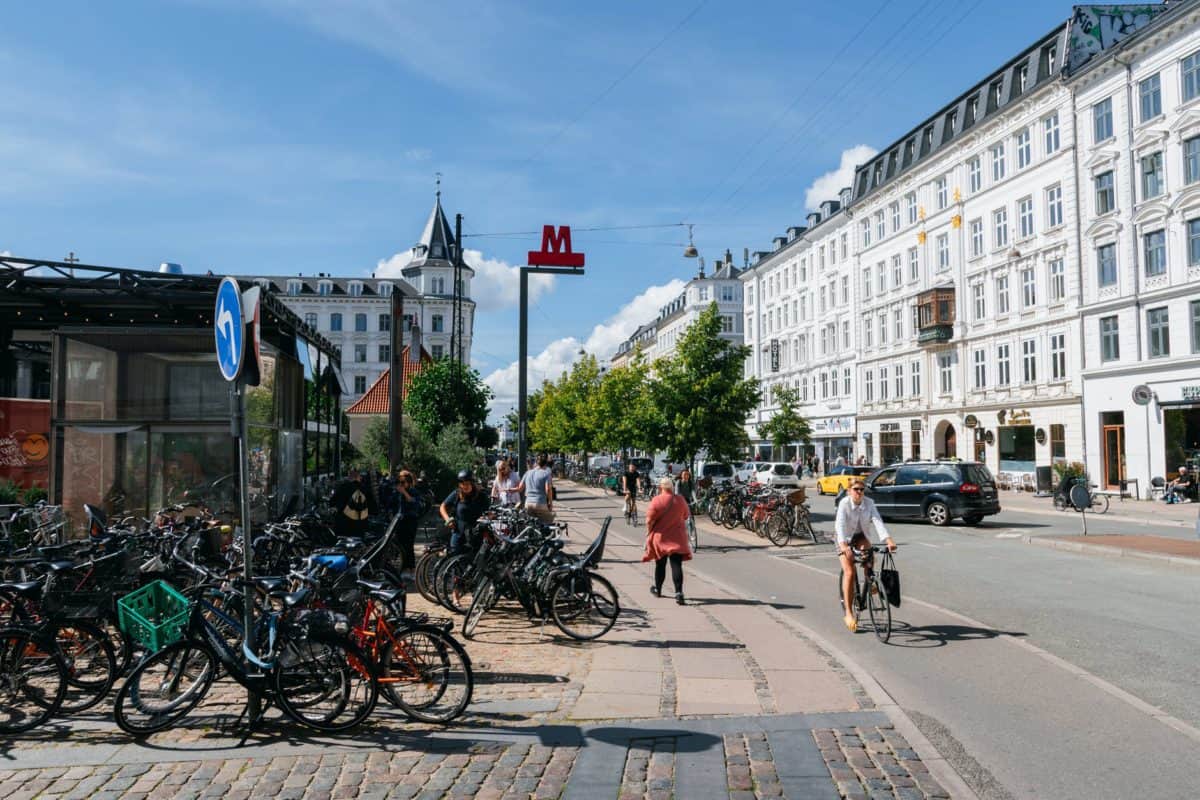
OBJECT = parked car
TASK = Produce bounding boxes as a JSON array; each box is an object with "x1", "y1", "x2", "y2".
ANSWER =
[
  {"x1": 755, "y1": 462, "x2": 801, "y2": 489},
  {"x1": 697, "y1": 462, "x2": 735, "y2": 483},
  {"x1": 816, "y1": 465, "x2": 877, "y2": 496},
  {"x1": 835, "y1": 460, "x2": 1001, "y2": 526},
  {"x1": 734, "y1": 462, "x2": 758, "y2": 482},
  {"x1": 628, "y1": 457, "x2": 655, "y2": 474}
]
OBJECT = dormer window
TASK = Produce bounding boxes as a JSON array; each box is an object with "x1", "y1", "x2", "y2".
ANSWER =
[
  {"x1": 431, "y1": 276, "x2": 446, "y2": 294},
  {"x1": 378, "y1": 282, "x2": 393, "y2": 298},
  {"x1": 432, "y1": 244, "x2": 443, "y2": 258},
  {"x1": 287, "y1": 279, "x2": 302, "y2": 296},
  {"x1": 967, "y1": 95, "x2": 979, "y2": 126},
  {"x1": 348, "y1": 281, "x2": 363, "y2": 297},
  {"x1": 255, "y1": 278, "x2": 271, "y2": 291},
  {"x1": 318, "y1": 280, "x2": 333, "y2": 296},
  {"x1": 1016, "y1": 64, "x2": 1028, "y2": 94}
]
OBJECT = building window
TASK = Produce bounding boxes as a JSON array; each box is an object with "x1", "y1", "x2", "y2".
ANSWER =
[
  {"x1": 318, "y1": 281, "x2": 332, "y2": 296},
  {"x1": 911, "y1": 360, "x2": 921, "y2": 396},
  {"x1": 288, "y1": 280, "x2": 302, "y2": 296},
  {"x1": 841, "y1": 275, "x2": 849, "y2": 303},
  {"x1": 330, "y1": 313, "x2": 342, "y2": 332},
  {"x1": 378, "y1": 282, "x2": 392, "y2": 297},
  {"x1": 431, "y1": 344, "x2": 444, "y2": 359},
  {"x1": 348, "y1": 282, "x2": 362, "y2": 297},
  {"x1": 1097, "y1": 243, "x2": 1118, "y2": 287},
  {"x1": 973, "y1": 349, "x2": 987, "y2": 389},
  {"x1": 877, "y1": 263, "x2": 887, "y2": 293},
  {"x1": 862, "y1": 267, "x2": 872, "y2": 300},
  {"x1": 895, "y1": 364, "x2": 904, "y2": 397},
  {"x1": 354, "y1": 375, "x2": 366, "y2": 394},
  {"x1": 379, "y1": 344, "x2": 391, "y2": 363},
  {"x1": 879, "y1": 367, "x2": 889, "y2": 400},
  {"x1": 878, "y1": 312, "x2": 887, "y2": 345},
  {"x1": 1191, "y1": 301, "x2": 1200, "y2": 353},
  {"x1": 1016, "y1": 128, "x2": 1031, "y2": 169},
  {"x1": 993, "y1": 207, "x2": 1008, "y2": 248},
  {"x1": 973, "y1": 282, "x2": 986, "y2": 320},
  {"x1": 997, "y1": 343, "x2": 1011, "y2": 386},
  {"x1": 355, "y1": 313, "x2": 367, "y2": 332},
  {"x1": 431, "y1": 276, "x2": 445, "y2": 294},
  {"x1": 1050, "y1": 333, "x2": 1066, "y2": 380},
  {"x1": 1044, "y1": 113, "x2": 1060, "y2": 154},
  {"x1": 864, "y1": 317, "x2": 873, "y2": 348},
  {"x1": 938, "y1": 353, "x2": 953, "y2": 394},
  {"x1": 968, "y1": 157, "x2": 981, "y2": 193},
  {"x1": 968, "y1": 218, "x2": 983, "y2": 257},
  {"x1": 1100, "y1": 316, "x2": 1120, "y2": 362},
  {"x1": 1147, "y1": 307, "x2": 1170, "y2": 357},
  {"x1": 1050, "y1": 423, "x2": 1066, "y2": 461},
  {"x1": 1141, "y1": 152, "x2": 1164, "y2": 199},
  {"x1": 1093, "y1": 98, "x2": 1113, "y2": 143},
  {"x1": 721, "y1": 315, "x2": 733, "y2": 333},
  {"x1": 1022, "y1": 339, "x2": 1038, "y2": 383},
  {"x1": 1189, "y1": 218, "x2": 1200, "y2": 265},
  {"x1": 1139, "y1": 73, "x2": 1162, "y2": 121},
  {"x1": 991, "y1": 143, "x2": 1006, "y2": 181},
  {"x1": 699, "y1": 286, "x2": 710, "y2": 301},
  {"x1": 721, "y1": 285, "x2": 735, "y2": 302},
  {"x1": 842, "y1": 320, "x2": 850, "y2": 349},
  {"x1": 1182, "y1": 136, "x2": 1200, "y2": 187},
  {"x1": 1143, "y1": 230, "x2": 1166, "y2": 276},
  {"x1": 864, "y1": 369, "x2": 874, "y2": 402},
  {"x1": 1095, "y1": 171, "x2": 1115, "y2": 215},
  {"x1": 304, "y1": 312, "x2": 317, "y2": 328},
  {"x1": 1046, "y1": 184, "x2": 1063, "y2": 228},
  {"x1": 1184, "y1": 50, "x2": 1200, "y2": 102},
  {"x1": 354, "y1": 344, "x2": 367, "y2": 363},
  {"x1": 1018, "y1": 196, "x2": 1035, "y2": 239},
  {"x1": 431, "y1": 314, "x2": 444, "y2": 332},
  {"x1": 908, "y1": 248, "x2": 919, "y2": 282},
  {"x1": 379, "y1": 313, "x2": 391, "y2": 332},
  {"x1": 996, "y1": 274, "x2": 1010, "y2": 314},
  {"x1": 937, "y1": 234, "x2": 950, "y2": 271},
  {"x1": 841, "y1": 233, "x2": 849, "y2": 259},
  {"x1": 890, "y1": 201, "x2": 901, "y2": 232},
  {"x1": 936, "y1": 177, "x2": 948, "y2": 209},
  {"x1": 1021, "y1": 266, "x2": 1036, "y2": 308},
  {"x1": 894, "y1": 308, "x2": 903, "y2": 340},
  {"x1": 1049, "y1": 258, "x2": 1065, "y2": 302},
  {"x1": 861, "y1": 219, "x2": 871, "y2": 248},
  {"x1": 876, "y1": 211, "x2": 885, "y2": 240},
  {"x1": 906, "y1": 193, "x2": 917, "y2": 225},
  {"x1": 843, "y1": 367, "x2": 851, "y2": 396},
  {"x1": 890, "y1": 255, "x2": 901, "y2": 288}
]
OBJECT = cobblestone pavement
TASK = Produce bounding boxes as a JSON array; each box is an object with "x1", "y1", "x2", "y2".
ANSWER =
[{"x1": 0, "y1": 486, "x2": 966, "y2": 798}]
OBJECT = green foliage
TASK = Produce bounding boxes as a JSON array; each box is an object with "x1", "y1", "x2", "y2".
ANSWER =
[
  {"x1": 360, "y1": 416, "x2": 391, "y2": 472},
  {"x1": 758, "y1": 385, "x2": 811, "y2": 455},
  {"x1": 1052, "y1": 461, "x2": 1087, "y2": 481},
  {"x1": 651, "y1": 303, "x2": 761, "y2": 466},
  {"x1": 21, "y1": 486, "x2": 48, "y2": 505},
  {"x1": 359, "y1": 415, "x2": 482, "y2": 497},
  {"x1": 405, "y1": 359, "x2": 493, "y2": 445},
  {"x1": 0, "y1": 480, "x2": 19, "y2": 505},
  {"x1": 530, "y1": 357, "x2": 602, "y2": 455},
  {"x1": 588, "y1": 352, "x2": 661, "y2": 454}
]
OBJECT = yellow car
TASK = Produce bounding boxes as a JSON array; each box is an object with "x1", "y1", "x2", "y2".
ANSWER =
[{"x1": 815, "y1": 465, "x2": 877, "y2": 495}]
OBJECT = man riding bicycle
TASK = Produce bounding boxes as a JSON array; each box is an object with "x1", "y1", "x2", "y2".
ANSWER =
[
  {"x1": 835, "y1": 479, "x2": 896, "y2": 632},
  {"x1": 622, "y1": 462, "x2": 640, "y2": 522}
]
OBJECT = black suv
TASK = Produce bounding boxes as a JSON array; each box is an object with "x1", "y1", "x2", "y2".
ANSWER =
[{"x1": 836, "y1": 461, "x2": 1000, "y2": 526}]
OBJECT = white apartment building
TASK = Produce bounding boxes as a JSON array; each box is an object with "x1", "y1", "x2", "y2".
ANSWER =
[
  {"x1": 741, "y1": 195, "x2": 857, "y2": 464},
  {"x1": 1069, "y1": 2, "x2": 1200, "y2": 492},
  {"x1": 850, "y1": 22, "x2": 1082, "y2": 477},
  {"x1": 246, "y1": 194, "x2": 475, "y2": 410}
]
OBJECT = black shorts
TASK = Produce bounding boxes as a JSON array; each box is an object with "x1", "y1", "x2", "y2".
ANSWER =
[{"x1": 849, "y1": 532, "x2": 870, "y2": 550}]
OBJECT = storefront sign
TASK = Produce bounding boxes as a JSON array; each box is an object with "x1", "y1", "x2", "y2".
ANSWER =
[
  {"x1": 1035, "y1": 427, "x2": 1047, "y2": 444},
  {"x1": 812, "y1": 417, "x2": 855, "y2": 434},
  {"x1": 1183, "y1": 385, "x2": 1200, "y2": 401},
  {"x1": 770, "y1": 339, "x2": 780, "y2": 372},
  {"x1": 964, "y1": 414, "x2": 979, "y2": 428},
  {"x1": 985, "y1": 430, "x2": 995, "y2": 445},
  {"x1": 998, "y1": 408, "x2": 1032, "y2": 425}
]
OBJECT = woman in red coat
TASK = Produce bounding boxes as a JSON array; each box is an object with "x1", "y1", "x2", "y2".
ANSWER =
[{"x1": 643, "y1": 476, "x2": 693, "y2": 604}]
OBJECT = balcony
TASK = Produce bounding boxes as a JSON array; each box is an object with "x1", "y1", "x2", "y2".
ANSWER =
[{"x1": 916, "y1": 287, "x2": 955, "y2": 344}]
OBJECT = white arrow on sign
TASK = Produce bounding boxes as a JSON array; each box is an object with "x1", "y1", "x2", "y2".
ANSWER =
[{"x1": 217, "y1": 300, "x2": 236, "y2": 362}]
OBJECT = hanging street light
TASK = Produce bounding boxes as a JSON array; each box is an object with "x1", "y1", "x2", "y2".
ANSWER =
[{"x1": 683, "y1": 224, "x2": 699, "y2": 258}]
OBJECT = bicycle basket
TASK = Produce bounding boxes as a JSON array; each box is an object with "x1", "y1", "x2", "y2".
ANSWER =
[
  {"x1": 283, "y1": 608, "x2": 351, "y2": 639},
  {"x1": 41, "y1": 587, "x2": 111, "y2": 620},
  {"x1": 117, "y1": 580, "x2": 191, "y2": 651},
  {"x1": 786, "y1": 488, "x2": 807, "y2": 505}
]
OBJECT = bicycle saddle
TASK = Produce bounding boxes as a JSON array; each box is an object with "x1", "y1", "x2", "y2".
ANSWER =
[
  {"x1": 0, "y1": 580, "x2": 43, "y2": 598},
  {"x1": 253, "y1": 576, "x2": 287, "y2": 593}
]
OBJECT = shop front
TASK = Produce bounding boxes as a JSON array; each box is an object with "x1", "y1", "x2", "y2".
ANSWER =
[
  {"x1": 812, "y1": 416, "x2": 855, "y2": 467},
  {"x1": 0, "y1": 257, "x2": 340, "y2": 534},
  {"x1": 920, "y1": 402, "x2": 1079, "y2": 483}
]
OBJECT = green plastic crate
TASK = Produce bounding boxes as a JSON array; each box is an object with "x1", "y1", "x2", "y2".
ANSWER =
[{"x1": 117, "y1": 580, "x2": 191, "y2": 652}]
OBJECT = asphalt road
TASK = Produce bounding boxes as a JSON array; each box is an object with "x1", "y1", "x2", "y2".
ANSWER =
[{"x1": 563, "y1": 485, "x2": 1200, "y2": 800}]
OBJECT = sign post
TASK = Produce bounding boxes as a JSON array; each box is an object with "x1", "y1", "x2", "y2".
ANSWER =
[
  {"x1": 518, "y1": 225, "x2": 585, "y2": 473},
  {"x1": 214, "y1": 277, "x2": 260, "y2": 720}
]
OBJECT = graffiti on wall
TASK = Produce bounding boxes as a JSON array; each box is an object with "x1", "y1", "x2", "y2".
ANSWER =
[
  {"x1": 1067, "y1": 5, "x2": 1166, "y2": 74},
  {"x1": 0, "y1": 399, "x2": 51, "y2": 489}
]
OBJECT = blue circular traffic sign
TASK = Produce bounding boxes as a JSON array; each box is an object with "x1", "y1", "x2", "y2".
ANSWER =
[{"x1": 215, "y1": 277, "x2": 245, "y2": 382}]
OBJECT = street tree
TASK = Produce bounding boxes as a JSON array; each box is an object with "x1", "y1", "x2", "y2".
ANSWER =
[
  {"x1": 651, "y1": 303, "x2": 760, "y2": 468},
  {"x1": 405, "y1": 358, "x2": 493, "y2": 445},
  {"x1": 529, "y1": 356, "x2": 602, "y2": 458},
  {"x1": 588, "y1": 351, "x2": 661, "y2": 457},
  {"x1": 758, "y1": 385, "x2": 811, "y2": 461}
]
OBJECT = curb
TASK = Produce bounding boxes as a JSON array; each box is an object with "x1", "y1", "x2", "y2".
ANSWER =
[
  {"x1": 1022, "y1": 535, "x2": 1200, "y2": 570},
  {"x1": 1004, "y1": 503, "x2": 1195, "y2": 529}
]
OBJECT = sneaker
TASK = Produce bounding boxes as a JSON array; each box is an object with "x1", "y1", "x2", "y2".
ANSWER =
[
  {"x1": 650, "y1": 585, "x2": 661, "y2": 597},
  {"x1": 675, "y1": 593, "x2": 685, "y2": 605}
]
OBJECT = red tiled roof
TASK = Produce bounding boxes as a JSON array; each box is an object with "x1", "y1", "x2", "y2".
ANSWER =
[{"x1": 345, "y1": 346, "x2": 433, "y2": 415}]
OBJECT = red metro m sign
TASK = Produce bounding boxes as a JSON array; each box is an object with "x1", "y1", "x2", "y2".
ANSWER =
[{"x1": 528, "y1": 225, "x2": 585, "y2": 268}]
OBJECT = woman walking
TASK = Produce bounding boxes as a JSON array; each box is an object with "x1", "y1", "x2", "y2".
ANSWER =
[
  {"x1": 491, "y1": 460, "x2": 522, "y2": 506},
  {"x1": 643, "y1": 476, "x2": 693, "y2": 605},
  {"x1": 392, "y1": 470, "x2": 426, "y2": 581}
]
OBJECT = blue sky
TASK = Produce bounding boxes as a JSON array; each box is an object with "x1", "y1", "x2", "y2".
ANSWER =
[{"x1": 2, "y1": 0, "x2": 1074, "y2": 415}]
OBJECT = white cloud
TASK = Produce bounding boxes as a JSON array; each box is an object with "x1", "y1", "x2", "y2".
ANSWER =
[
  {"x1": 0, "y1": 250, "x2": 10, "y2": 257},
  {"x1": 375, "y1": 248, "x2": 555, "y2": 313},
  {"x1": 803, "y1": 144, "x2": 877, "y2": 211},
  {"x1": 483, "y1": 279, "x2": 686, "y2": 413}
]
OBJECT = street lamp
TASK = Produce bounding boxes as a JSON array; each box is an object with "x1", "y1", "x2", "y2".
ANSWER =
[{"x1": 683, "y1": 224, "x2": 699, "y2": 259}]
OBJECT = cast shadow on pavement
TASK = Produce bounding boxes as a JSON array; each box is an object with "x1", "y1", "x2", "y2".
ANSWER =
[
  {"x1": 696, "y1": 597, "x2": 806, "y2": 611},
  {"x1": 882, "y1": 621, "x2": 1027, "y2": 649}
]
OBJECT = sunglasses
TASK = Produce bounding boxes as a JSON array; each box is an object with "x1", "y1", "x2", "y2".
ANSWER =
[{"x1": 850, "y1": 486, "x2": 865, "y2": 492}]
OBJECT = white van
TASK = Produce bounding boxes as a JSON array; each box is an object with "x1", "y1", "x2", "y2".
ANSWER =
[{"x1": 588, "y1": 455, "x2": 613, "y2": 471}]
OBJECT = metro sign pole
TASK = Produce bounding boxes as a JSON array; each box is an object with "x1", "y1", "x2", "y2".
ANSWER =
[{"x1": 518, "y1": 225, "x2": 585, "y2": 473}]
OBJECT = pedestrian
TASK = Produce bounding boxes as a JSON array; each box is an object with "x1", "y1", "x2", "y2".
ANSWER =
[
  {"x1": 439, "y1": 469, "x2": 490, "y2": 553},
  {"x1": 813, "y1": 455, "x2": 821, "y2": 477},
  {"x1": 392, "y1": 470, "x2": 426, "y2": 580},
  {"x1": 1165, "y1": 466, "x2": 1193, "y2": 503},
  {"x1": 643, "y1": 476, "x2": 693, "y2": 605},
  {"x1": 330, "y1": 467, "x2": 377, "y2": 539},
  {"x1": 518, "y1": 453, "x2": 556, "y2": 522},
  {"x1": 835, "y1": 455, "x2": 846, "y2": 468},
  {"x1": 491, "y1": 459, "x2": 522, "y2": 506},
  {"x1": 674, "y1": 468, "x2": 695, "y2": 504}
]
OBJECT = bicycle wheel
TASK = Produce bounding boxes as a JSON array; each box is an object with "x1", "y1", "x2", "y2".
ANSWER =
[
  {"x1": 797, "y1": 510, "x2": 819, "y2": 544},
  {"x1": 867, "y1": 574, "x2": 891, "y2": 642},
  {"x1": 0, "y1": 626, "x2": 66, "y2": 733},
  {"x1": 381, "y1": 624, "x2": 473, "y2": 723},
  {"x1": 1092, "y1": 493, "x2": 1109, "y2": 513},
  {"x1": 765, "y1": 512, "x2": 791, "y2": 547},
  {"x1": 462, "y1": 577, "x2": 496, "y2": 640},
  {"x1": 550, "y1": 571, "x2": 620, "y2": 641},
  {"x1": 435, "y1": 554, "x2": 474, "y2": 613},
  {"x1": 114, "y1": 639, "x2": 216, "y2": 735},
  {"x1": 274, "y1": 636, "x2": 378, "y2": 732},
  {"x1": 53, "y1": 619, "x2": 117, "y2": 713},
  {"x1": 686, "y1": 517, "x2": 698, "y2": 552},
  {"x1": 415, "y1": 550, "x2": 443, "y2": 604},
  {"x1": 721, "y1": 505, "x2": 739, "y2": 529}
]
